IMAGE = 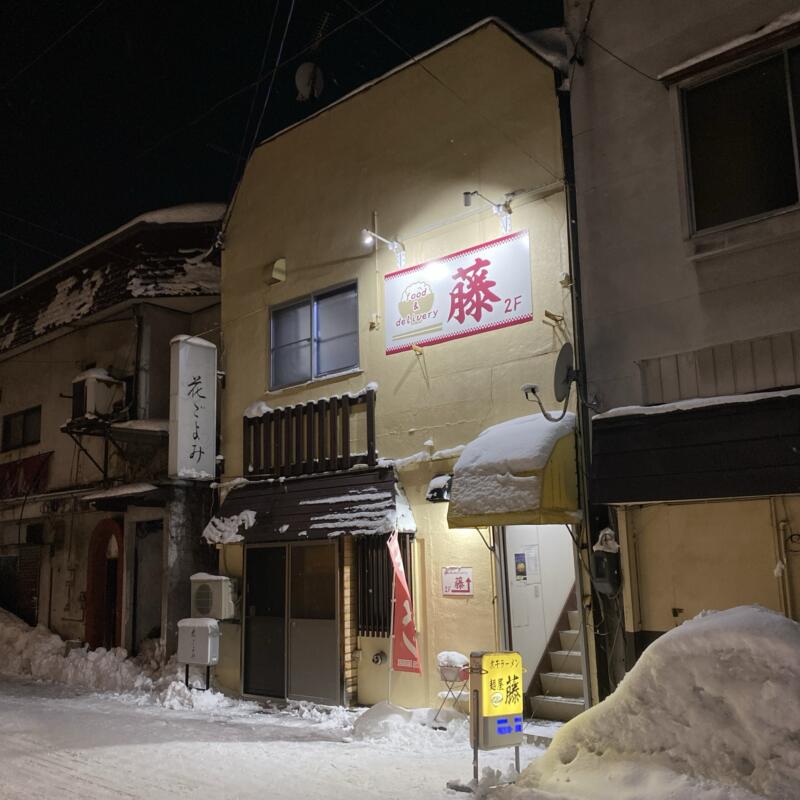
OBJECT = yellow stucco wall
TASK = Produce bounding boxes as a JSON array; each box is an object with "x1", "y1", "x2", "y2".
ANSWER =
[{"x1": 218, "y1": 23, "x2": 572, "y2": 707}]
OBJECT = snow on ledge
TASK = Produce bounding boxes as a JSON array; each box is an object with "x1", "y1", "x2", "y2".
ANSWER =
[
  {"x1": 659, "y1": 10, "x2": 800, "y2": 80},
  {"x1": 449, "y1": 412, "x2": 575, "y2": 519},
  {"x1": 594, "y1": 387, "x2": 800, "y2": 420},
  {"x1": 202, "y1": 509, "x2": 257, "y2": 544},
  {"x1": 83, "y1": 483, "x2": 159, "y2": 501}
]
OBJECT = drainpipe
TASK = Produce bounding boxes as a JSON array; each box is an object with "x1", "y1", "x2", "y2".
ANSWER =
[
  {"x1": 135, "y1": 307, "x2": 151, "y2": 420},
  {"x1": 557, "y1": 80, "x2": 600, "y2": 707}
]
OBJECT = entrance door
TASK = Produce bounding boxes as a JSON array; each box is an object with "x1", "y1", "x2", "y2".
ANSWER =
[
  {"x1": 244, "y1": 546, "x2": 286, "y2": 697},
  {"x1": 288, "y1": 542, "x2": 339, "y2": 704},
  {"x1": 243, "y1": 541, "x2": 340, "y2": 705},
  {"x1": 132, "y1": 520, "x2": 163, "y2": 654}
]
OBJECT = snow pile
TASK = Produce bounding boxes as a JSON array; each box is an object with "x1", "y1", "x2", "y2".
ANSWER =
[
  {"x1": 202, "y1": 509, "x2": 257, "y2": 544},
  {"x1": 353, "y1": 701, "x2": 468, "y2": 747},
  {"x1": 437, "y1": 651, "x2": 469, "y2": 668},
  {"x1": 35, "y1": 270, "x2": 105, "y2": 335},
  {"x1": 499, "y1": 606, "x2": 800, "y2": 800},
  {"x1": 0, "y1": 608, "x2": 256, "y2": 713},
  {"x1": 450, "y1": 412, "x2": 575, "y2": 519}
]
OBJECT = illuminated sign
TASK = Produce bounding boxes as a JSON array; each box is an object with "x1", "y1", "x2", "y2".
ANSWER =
[{"x1": 384, "y1": 231, "x2": 532, "y2": 355}]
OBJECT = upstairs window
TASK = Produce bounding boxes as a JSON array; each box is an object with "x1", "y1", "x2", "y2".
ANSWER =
[
  {"x1": 2, "y1": 406, "x2": 41, "y2": 451},
  {"x1": 684, "y1": 50, "x2": 800, "y2": 231},
  {"x1": 270, "y1": 284, "x2": 358, "y2": 389}
]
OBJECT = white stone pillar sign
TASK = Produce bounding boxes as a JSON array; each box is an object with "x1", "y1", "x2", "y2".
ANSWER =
[{"x1": 169, "y1": 335, "x2": 217, "y2": 480}]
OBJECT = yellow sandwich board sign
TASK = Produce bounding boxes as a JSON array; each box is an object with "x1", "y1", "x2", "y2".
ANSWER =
[{"x1": 480, "y1": 651, "x2": 524, "y2": 718}]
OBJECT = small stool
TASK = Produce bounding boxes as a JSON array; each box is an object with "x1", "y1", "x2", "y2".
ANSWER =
[{"x1": 434, "y1": 663, "x2": 470, "y2": 722}]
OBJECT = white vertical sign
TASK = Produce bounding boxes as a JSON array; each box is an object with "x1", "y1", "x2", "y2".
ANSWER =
[{"x1": 169, "y1": 335, "x2": 217, "y2": 480}]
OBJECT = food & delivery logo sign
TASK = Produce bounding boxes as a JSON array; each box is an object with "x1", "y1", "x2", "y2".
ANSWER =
[{"x1": 384, "y1": 231, "x2": 532, "y2": 355}]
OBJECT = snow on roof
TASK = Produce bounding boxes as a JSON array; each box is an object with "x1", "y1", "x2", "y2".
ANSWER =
[
  {"x1": 517, "y1": 605, "x2": 800, "y2": 799},
  {"x1": 594, "y1": 387, "x2": 800, "y2": 421},
  {"x1": 449, "y1": 412, "x2": 575, "y2": 520},
  {"x1": 72, "y1": 367, "x2": 119, "y2": 383},
  {"x1": 659, "y1": 10, "x2": 800, "y2": 80},
  {"x1": 243, "y1": 400, "x2": 273, "y2": 419},
  {"x1": 202, "y1": 509, "x2": 257, "y2": 544},
  {"x1": 110, "y1": 419, "x2": 169, "y2": 433},
  {"x1": 83, "y1": 483, "x2": 159, "y2": 501}
]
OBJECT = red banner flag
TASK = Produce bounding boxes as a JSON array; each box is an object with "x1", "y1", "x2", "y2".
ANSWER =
[{"x1": 387, "y1": 531, "x2": 421, "y2": 674}]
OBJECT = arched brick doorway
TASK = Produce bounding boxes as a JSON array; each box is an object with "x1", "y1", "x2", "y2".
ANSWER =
[{"x1": 85, "y1": 518, "x2": 124, "y2": 649}]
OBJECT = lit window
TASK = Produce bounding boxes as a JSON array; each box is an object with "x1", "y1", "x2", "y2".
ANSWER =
[
  {"x1": 684, "y1": 49, "x2": 800, "y2": 231},
  {"x1": 2, "y1": 406, "x2": 41, "y2": 451},
  {"x1": 270, "y1": 284, "x2": 358, "y2": 389}
]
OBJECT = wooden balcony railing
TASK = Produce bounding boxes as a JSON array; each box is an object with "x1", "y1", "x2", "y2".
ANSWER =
[{"x1": 243, "y1": 388, "x2": 376, "y2": 478}]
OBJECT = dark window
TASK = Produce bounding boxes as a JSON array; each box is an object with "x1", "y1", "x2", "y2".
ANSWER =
[
  {"x1": 684, "y1": 51, "x2": 800, "y2": 230},
  {"x1": 270, "y1": 284, "x2": 358, "y2": 389},
  {"x1": 356, "y1": 533, "x2": 412, "y2": 637},
  {"x1": 2, "y1": 406, "x2": 41, "y2": 451}
]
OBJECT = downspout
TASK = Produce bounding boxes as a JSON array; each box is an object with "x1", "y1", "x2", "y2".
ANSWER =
[
  {"x1": 134, "y1": 307, "x2": 151, "y2": 420},
  {"x1": 557, "y1": 80, "x2": 601, "y2": 707}
]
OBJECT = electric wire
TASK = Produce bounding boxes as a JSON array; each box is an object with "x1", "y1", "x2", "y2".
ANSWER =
[
  {"x1": 136, "y1": 0, "x2": 389, "y2": 161},
  {"x1": 586, "y1": 34, "x2": 661, "y2": 83},
  {"x1": 1, "y1": 0, "x2": 109, "y2": 92}
]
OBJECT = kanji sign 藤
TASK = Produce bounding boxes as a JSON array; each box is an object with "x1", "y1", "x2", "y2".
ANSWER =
[
  {"x1": 442, "y1": 566, "x2": 473, "y2": 596},
  {"x1": 384, "y1": 231, "x2": 532, "y2": 355}
]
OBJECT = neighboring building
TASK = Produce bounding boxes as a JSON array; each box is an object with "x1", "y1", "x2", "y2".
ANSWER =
[
  {"x1": 211, "y1": 20, "x2": 590, "y2": 718},
  {"x1": 0, "y1": 204, "x2": 223, "y2": 657},
  {"x1": 565, "y1": 1, "x2": 800, "y2": 684}
]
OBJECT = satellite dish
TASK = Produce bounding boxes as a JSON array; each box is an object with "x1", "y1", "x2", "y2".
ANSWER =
[
  {"x1": 554, "y1": 342, "x2": 575, "y2": 402},
  {"x1": 295, "y1": 62, "x2": 324, "y2": 102}
]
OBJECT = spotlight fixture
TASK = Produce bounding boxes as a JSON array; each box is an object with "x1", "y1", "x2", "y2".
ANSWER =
[
  {"x1": 463, "y1": 190, "x2": 513, "y2": 234},
  {"x1": 361, "y1": 227, "x2": 406, "y2": 268}
]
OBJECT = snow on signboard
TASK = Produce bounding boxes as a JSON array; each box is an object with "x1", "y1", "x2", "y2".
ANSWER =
[
  {"x1": 169, "y1": 335, "x2": 217, "y2": 480},
  {"x1": 384, "y1": 231, "x2": 532, "y2": 355},
  {"x1": 442, "y1": 566, "x2": 473, "y2": 596}
]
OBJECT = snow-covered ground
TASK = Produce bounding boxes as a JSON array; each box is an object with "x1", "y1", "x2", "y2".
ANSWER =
[{"x1": 0, "y1": 609, "x2": 541, "y2": 798}]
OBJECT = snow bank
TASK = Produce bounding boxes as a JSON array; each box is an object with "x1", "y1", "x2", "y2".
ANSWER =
[
  {"x1": 353, "y1": 700, "x2": 468, "y2": 748},
  {"x1": 500, "y1": 606, "x2": 800, "y2": 800},
  {"x1": 450, "y1": 412, "x2": 575, "y2": 518},
  {"x1": 0, "y1": 608, "x2": 256, "y2": 713},
  {"x1": 202, "y1": 509, "x2": 257, "y2": 544}
]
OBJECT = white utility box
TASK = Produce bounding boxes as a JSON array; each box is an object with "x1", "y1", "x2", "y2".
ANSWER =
[
  {"x1": 177, "y1": 618, "x2": 220, "y2": 666},
  {"x1": 190, "y1": 572, "x2": 236, "y2": 619}
]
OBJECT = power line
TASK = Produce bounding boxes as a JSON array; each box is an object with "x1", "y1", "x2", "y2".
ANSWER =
[
  {"x1": 339, "y1": 0, "x2": 560, "y2": 183},
  {"x1": 222, "y1": 0, "x2": 297, "y2": 234},
  {"x1": 137, "y1": 0, "x2": 389, "y2": 161},
  {"x1": 1, "y1": 0, "x2": 109, "y2": 92},
  {"x1": 586, "y1": 35, "x2": 660, "y2": 83}
]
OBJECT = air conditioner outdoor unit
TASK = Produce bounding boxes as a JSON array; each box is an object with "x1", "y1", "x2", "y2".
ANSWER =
[
  {"x1": 71, "y1": 369, "x2": 124, "y2": 420},
  {"x1": 190, "y1": 573, "x2": 236, "y2": 620}
]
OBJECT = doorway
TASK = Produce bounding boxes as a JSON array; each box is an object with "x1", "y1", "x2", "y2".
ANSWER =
[
  {"x1": 243, "y1": 541, "x2": 340, "y2": 705},
  {"x1": 131, "y1": 520, "x2": 163, "y2": 654},
  {"x1": 85, "y1": 519, "x2": 124, "y2": 649}
]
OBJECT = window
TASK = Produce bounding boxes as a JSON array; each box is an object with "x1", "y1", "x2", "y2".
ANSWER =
[
  {"x1": 270, "y1": 284, "x2": 358, "y2": 389},
  {"x1": 2, "y1": 406, "x2": 41, "y2": 451},
  {"x1": 356, "y1": 533, "x2": 412, "y2": 637},
  {"x1": 684, "y1": 49, "x2": 800, "y2": 231}
]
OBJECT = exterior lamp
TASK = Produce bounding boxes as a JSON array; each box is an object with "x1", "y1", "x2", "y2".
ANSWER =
[
  {"x1": 361, "y1": 228, "x2": 406, "y2": 268},
  {"x1": 463, "y1": 190, "x2": 513, "y2": 234}
]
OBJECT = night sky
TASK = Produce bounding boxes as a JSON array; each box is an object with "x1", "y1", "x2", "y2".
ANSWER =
[{"x1": 0, "y1": 1, "x2": 562, "y2": 291}]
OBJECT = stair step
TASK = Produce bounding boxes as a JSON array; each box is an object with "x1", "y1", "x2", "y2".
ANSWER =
[
  {"x1": 541, "y1": 671, "x2": 584, "y2": 698},
  {"x1": 549, "y1": 650, "x2": 582, "y2": 674},
  {"x1": 567, "y1": 609, "x2": 581, "y2": 631},
  {"x1": 559, "y1": 629, "x2": 580, "y2": 651},
  {"x1": 530, "y1": 695, "x2": 585, "y2": 722}
]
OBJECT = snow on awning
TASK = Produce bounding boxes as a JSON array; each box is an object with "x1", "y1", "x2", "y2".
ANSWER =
[
  {"x1": 213, "y1": 469, "x2": 416, "y2": 543},
  {"x1": 447, "y1": 412, "x2": 578, "y2": 528}
]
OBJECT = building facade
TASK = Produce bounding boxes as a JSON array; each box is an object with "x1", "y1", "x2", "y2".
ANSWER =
[
  {"x1": 212, "y1": 21, "x2": 590, "y2": 716},
  {"x1": 565, "y1": 0, "x2": 800, "y2": 683},
  {"x1": 0, "y1": 204, "x2": 223, "y2": 657}
]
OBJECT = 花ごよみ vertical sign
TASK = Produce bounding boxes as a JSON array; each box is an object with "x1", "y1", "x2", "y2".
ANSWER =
[
  {"x1": 169, "y1": 335, "x2": 217, "y2": 480},
  {"x1": 384, "y1": 231, "x2": 532, "y2": 355}
]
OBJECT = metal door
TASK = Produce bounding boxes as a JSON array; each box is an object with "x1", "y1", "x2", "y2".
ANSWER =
[
  {"x1": 288, "y1": 541, "x2": 340, "y2": 705},
  {"x1": 243, "y1": 545, "x2": 287, "y2": 697}
]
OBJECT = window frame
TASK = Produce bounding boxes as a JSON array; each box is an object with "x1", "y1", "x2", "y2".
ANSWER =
[
  {"x1": 679, "y1": 42, "x2": 800, "y2": 237},
  {"x1": 2, "y1": 406, "x2": 42, "y2": 452},
  {"x1": 269, "y1": 281, "x2": 359, "y2": 391}
]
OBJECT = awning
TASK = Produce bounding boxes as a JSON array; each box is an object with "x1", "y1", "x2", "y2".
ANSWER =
[
  {"x1": 82, "y1": 482, "x2": 164, "y2": 510},
  {"x1": 447, "y1": 412, "x2": 578, "y2": 528},
  {"x1": 210, "y1": 468, "x2": 416, "y2": 544}
]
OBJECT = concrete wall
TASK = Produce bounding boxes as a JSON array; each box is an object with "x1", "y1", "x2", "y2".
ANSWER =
[
  {"x1": 219, "y1": 23, "x2": 573, "y2": 707},
  {"x1": 565, "y1": 0, "x2": 800, "y2": 410}
]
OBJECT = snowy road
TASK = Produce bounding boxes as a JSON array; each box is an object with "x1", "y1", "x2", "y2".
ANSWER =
[{"x1": 0, "y1": 677, "x2": 541, "y2": 799}]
